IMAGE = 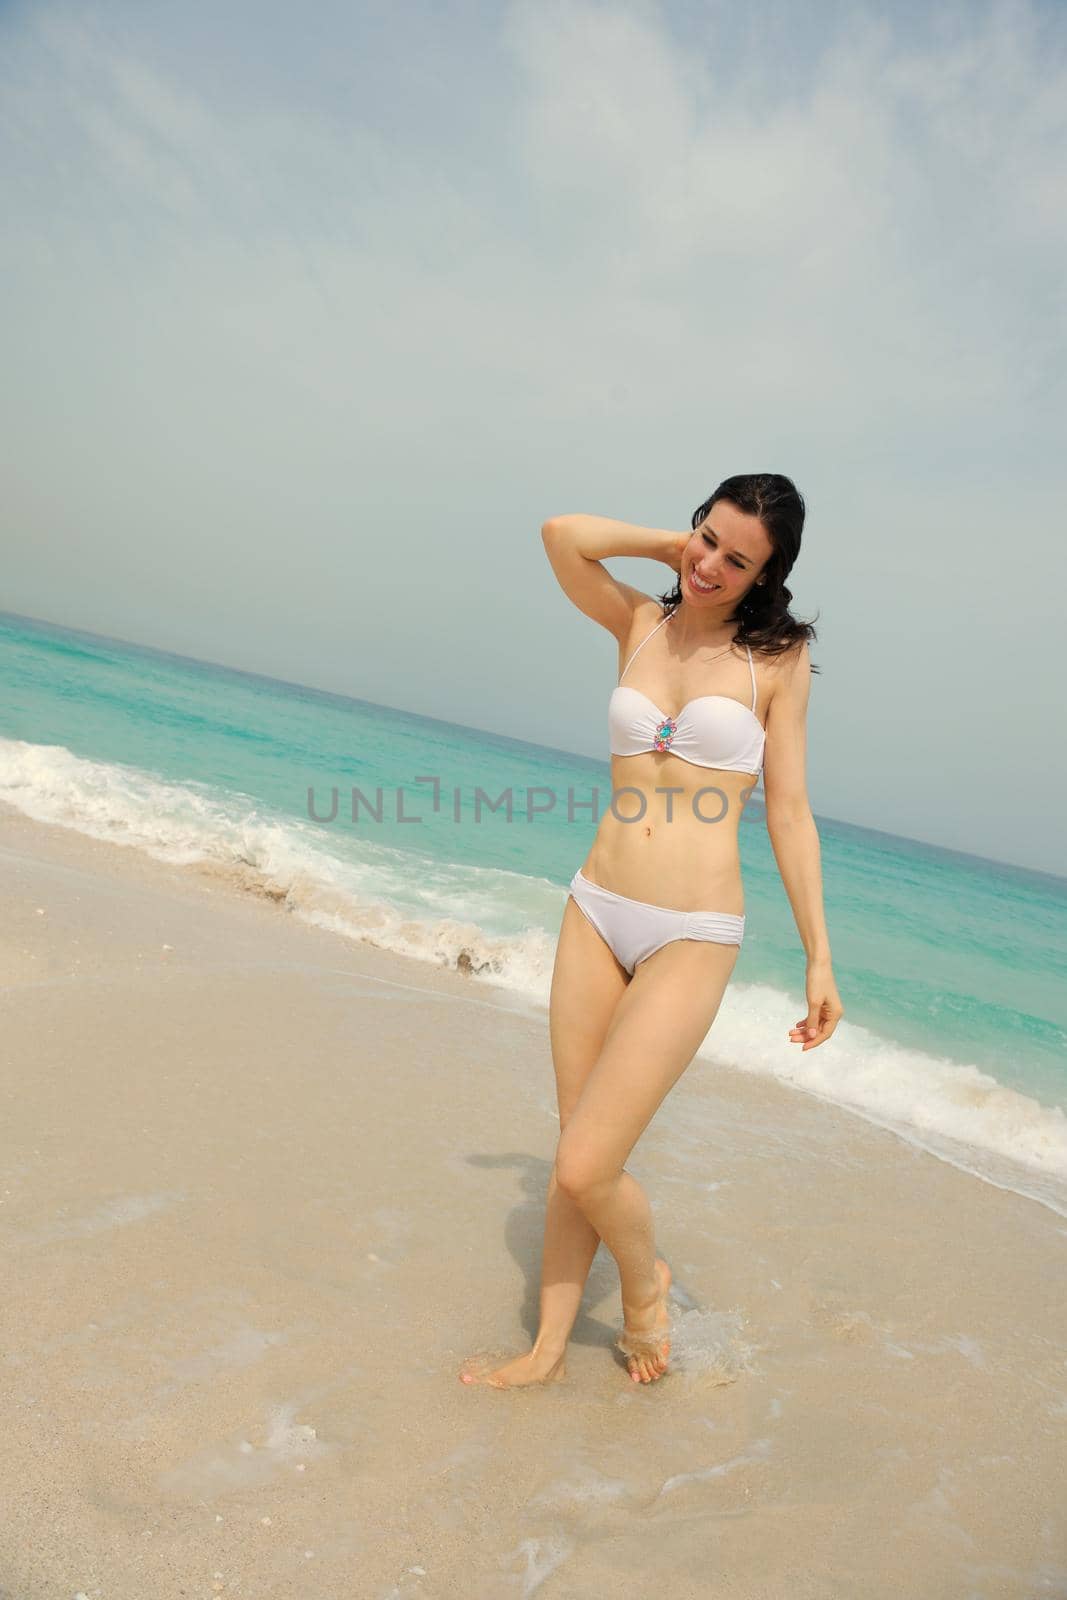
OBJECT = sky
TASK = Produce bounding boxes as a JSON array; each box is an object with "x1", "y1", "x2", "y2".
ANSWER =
[{"x1": 2, "y1": 0, "x2": 1065, "y2": 875}]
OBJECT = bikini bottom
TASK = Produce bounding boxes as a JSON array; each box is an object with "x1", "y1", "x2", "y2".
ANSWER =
[{"x1": 567, "y1": 868, "x2": 745, "y2": 978}]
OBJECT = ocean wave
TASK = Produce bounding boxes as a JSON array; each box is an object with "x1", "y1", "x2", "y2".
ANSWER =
[
  {"x1": 0, "y1": 735, "x2": 561, "y2": 989},
  {"x1": 3, "y1": 734, "x2": 1065, "y2": 1217}
]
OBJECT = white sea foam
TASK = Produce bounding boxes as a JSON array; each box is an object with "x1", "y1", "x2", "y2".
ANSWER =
[
  {"x1": 698, "y1": 976, "x2": 1067, "y2": 1216},
  {"x1": 0, "y1": 734, "x2": 561, "y2": 989},
  {"x1": 3, "y1": 735, "x2": 1066, "y2": 1218}
]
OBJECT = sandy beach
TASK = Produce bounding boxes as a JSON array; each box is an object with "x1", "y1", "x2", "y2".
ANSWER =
[{"x1": 2, "y1": 800, "x2": 1065, "y2": 1599}]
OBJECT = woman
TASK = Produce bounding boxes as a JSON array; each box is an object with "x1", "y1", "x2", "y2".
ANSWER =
[{"x1": 460, "y1": 473, "x2": 844, "y2": 1390}]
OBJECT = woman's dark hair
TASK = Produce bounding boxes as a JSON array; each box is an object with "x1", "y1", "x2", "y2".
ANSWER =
[{"x1": 657, "y1": 472, "x2": 819, "y2": 668}]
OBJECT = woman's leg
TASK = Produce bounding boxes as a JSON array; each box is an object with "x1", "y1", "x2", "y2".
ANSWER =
[
  {"x1": 554, "y1": 936, "x2": 740, "y2": 1382},
  {"x1": 460, "y1": 893, "x2": 629, "y2": 1387}
]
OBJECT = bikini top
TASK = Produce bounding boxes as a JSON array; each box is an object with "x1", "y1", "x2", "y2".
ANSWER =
[{"x1": 608, "y1": 610, "x2": 766, "y2": 776}]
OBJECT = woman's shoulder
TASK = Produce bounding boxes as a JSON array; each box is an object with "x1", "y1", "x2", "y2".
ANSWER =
[
  {"x1": 614, "y1": 594, "x2": 673, "y2": 669},
  {"x1": 625, "y1": 592, "x2": 673, "y2": 636},
  {"x1": 755, "y1": 634, "x2": 810, "y2": 667},
  {"x1": 756, "y1": 636, "x2": 812, "y2": 710}
]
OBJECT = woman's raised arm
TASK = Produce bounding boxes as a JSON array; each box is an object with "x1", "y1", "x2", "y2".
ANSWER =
[{"x1": 541, "y1": 515, "x2": 687, "y2": 643}]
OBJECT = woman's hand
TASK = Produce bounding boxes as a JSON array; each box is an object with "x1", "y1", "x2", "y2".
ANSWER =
[
  {"x1": 789, "y1": 961, "x2": 844, "y2": 1051},
  {"x1": 663, "y1": 531, "x2": 690, "y2": 573}
]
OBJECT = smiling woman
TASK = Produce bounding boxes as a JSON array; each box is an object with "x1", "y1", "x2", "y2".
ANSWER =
[
  {"x1": 662, "y1": 478, "x2": 823, "y2": 661},
  {"x1": 460, "y1": 472, "x2": 845, "y2": 1393}
]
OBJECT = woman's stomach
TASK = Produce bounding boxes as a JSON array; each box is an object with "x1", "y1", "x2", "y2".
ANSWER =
[{"x1": 581, "y1": 756, "x2": 759, "y2": 912}]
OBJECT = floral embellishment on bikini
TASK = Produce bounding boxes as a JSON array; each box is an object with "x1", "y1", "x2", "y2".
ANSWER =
[{"x1": 653, "y1": 715, "x2": 678, "y2": 751}]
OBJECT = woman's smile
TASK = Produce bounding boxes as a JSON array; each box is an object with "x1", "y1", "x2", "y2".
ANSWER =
[{"x1": 687, "y1": 569, "x2": 720, "y2": 595}]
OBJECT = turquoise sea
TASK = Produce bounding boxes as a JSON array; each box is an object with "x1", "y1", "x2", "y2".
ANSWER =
[{"x1": 3, "y1": 608, "x2": 1066, "y2": 1216}]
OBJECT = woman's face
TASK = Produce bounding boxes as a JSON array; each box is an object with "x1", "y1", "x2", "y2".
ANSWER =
[{"x1": 681, "y1": 501, "x2": 774, "y2": 613}]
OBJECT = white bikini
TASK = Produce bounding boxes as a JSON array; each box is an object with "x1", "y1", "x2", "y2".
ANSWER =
[
  {"x1": 608, "y1": 612, "x2": 765, "y2": 773},
  {"x1": 568, "y1": 608, "x2": 765, "y2": 975}
]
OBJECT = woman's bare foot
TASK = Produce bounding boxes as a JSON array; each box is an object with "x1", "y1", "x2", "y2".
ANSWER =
[
  {"x1": 617, "y1": 1257, "x2": 672, "y2": 1384},
  {"x1": 458, "y1": 1346, "x2": 567, "y2": 1389}
]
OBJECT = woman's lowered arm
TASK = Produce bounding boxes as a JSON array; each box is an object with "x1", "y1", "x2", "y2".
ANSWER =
[{"x1": 762, "y1": 642, "x2": 844, "y2": 1051}]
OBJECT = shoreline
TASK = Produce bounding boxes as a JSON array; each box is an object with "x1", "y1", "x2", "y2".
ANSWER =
[{"x1": 2, "y1": 804, "x2": 1066, "y2": 1595}]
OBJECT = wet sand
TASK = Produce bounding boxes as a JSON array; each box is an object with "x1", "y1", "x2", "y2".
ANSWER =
[{"x1": 1, "y1": 803, "x2": 1065, "y2": 1599}]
